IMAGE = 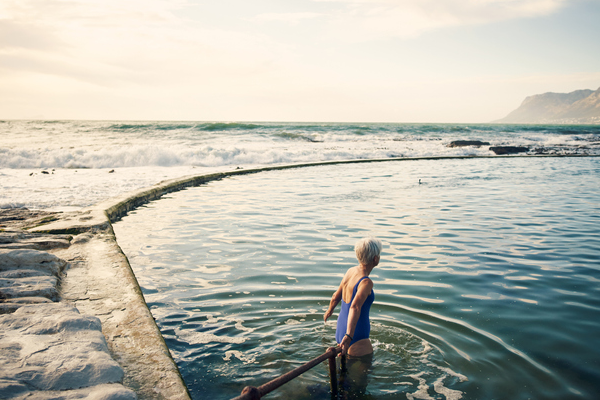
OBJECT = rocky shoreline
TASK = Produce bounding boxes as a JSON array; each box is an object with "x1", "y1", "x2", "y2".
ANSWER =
[
  {"x1": 446, "y1": 140, "x2": 598, "y2": 155},
  {"x1": 0, "y1": 208, "x2": 190, "y2": 400}
]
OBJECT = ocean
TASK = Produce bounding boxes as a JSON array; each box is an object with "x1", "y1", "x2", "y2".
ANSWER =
[
  {"x1": 2, "y1": 121, "x2": 600, "y2": 399},
  {"x1": 2, "y1": 120, "x2": 599, "y2": 210}
]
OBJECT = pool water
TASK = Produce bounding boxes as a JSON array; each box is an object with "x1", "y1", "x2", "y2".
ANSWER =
[{"x1": 113, "y1": 157, "x2": 600, "y2": 400}]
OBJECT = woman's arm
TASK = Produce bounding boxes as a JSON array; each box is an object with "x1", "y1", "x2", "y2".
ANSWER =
[
  {"x1": 339, "y1": 278, "x2": 373, "y2": 355},
  {"x1": 323, "y1": 283, "x2": 343, "y2": 323}
]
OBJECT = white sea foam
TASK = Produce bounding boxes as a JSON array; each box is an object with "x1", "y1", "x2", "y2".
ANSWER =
[
  {"x1": 2, "y1": 120, "x2": 598, "y2": 210},
  {"x1": 406, "y1": 372, "x2": 435, "y2": 400},
  {"x1": 234, "y1": 319, "x2": 255, "y2": 332},
  {"x1": 223, "y1": 350, "x2": 256, "y2": 364},
  {"x1": 0, "y1": 141, "x2": 489, "y2": 169},
  {"x1": 433, "y1": 376, "x2": 464, "y2": 400},
  {"x1": 0, "y1": 166, "x2": 221, "y2": 210},
  {"x1": 174, "y1": 327, "x2": 246, "y2": 345}
]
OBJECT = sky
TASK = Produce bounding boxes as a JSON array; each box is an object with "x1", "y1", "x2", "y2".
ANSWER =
[{"x1": 1, "y1": 0, "x2": 599, "y2": 123}]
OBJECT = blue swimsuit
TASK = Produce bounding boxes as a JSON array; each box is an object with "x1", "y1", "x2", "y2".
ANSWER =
[{"x1": 335, "y1": 276, "x2": 375, "y2": 346}]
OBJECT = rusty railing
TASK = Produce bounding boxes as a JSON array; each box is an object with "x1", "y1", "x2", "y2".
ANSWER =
[{"x1": 230, "y1": 346, "x2": 344, "y2": 400}]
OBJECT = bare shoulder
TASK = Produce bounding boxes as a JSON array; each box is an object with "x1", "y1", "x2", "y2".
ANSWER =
[
  {"x1": 351, "y1": 276, "x2": 373, "y2": 304},
  {"x1": 358, "y1": 277, "x2": 373, "y2": 290},
  {"x1": 341, "y1": 266, "x2": 357, "y2": 282}
]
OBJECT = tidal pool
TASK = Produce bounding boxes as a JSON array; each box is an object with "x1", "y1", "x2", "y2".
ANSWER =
[{"x1": 113, "y1": 157, "x2": 600, "y2": 400}]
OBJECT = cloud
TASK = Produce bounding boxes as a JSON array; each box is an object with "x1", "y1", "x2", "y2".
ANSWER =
[
  {"x1": 0, "y1": 0, "x2": 590, "y2": 121},
  {"x1": 311, "y1": 0, "x2": 571, "y2": 40},
  {"x1": 0, "y1": 0, "x2": 292, "y2": 87},
  {"x1": 0, "y1": 20, "x2": 63, "y2": 51},
  {"x1": 254, "y1": 12, "x2": 323, "y2": 25},
  {"x1": 0, "y1": 0, "x2": 573, "y2": 87},
  {"x1": 0, "y1": 0, "x2": 315, "y2": 120}
]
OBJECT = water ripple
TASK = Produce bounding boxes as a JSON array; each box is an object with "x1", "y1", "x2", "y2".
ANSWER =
[{"x1": 114, "y1": 157, "x2": 600, "y2": 400}]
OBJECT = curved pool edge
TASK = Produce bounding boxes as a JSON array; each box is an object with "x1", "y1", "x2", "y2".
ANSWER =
[
  {"x1": 26, "y1": 154, "x2": 599, "y2": 399},
  {"x1": 30, "y1": 154, "x2": 598, "y2": 232},
  {"x1": 62, "y1": 226, "x2": 193, "y2": 400}
]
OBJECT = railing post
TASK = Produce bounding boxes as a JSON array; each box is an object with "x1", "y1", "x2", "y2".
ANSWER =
[
  {"x1": 231, "y1": 346, "x2": 342, "y2": 400},
  {"x1": 327, "y1": 347, "x2": 338, "y2": 396}
]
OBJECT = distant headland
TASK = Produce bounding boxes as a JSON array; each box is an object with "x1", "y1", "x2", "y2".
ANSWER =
[{"x1": 495, "y1": 87, "x2": 600, "y2": 124}]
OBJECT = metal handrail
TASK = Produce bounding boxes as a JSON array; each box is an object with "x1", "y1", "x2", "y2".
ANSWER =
[{"x1": 230, "y1": 346, "x2": 343, "y2": 400}]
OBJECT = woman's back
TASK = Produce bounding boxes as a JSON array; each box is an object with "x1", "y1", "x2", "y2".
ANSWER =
[
  {"x1": 341, "y1": 267, "x2": 371, "y2": 303},
  {"x1": 335, "y1": 269, "x2": 375, "y2": 353}
]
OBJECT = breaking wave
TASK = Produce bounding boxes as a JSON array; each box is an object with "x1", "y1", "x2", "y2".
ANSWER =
[{"x1": 2, "y1": 120, "x2": 599, "y2": 170}]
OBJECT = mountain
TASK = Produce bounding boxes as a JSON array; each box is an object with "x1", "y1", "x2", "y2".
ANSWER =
[{"x1": 495, "y1": 87, "x2": 600, "y2": 124}]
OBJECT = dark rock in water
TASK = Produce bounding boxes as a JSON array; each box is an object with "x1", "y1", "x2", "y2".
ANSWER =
[
  {"x1": 41, "y1": 171, "x2": 49, "y2": 174},
  {"x1": 447, "y1": 140, "x2": 490, "y2": 147},
  {"x1": 109, "y1": 169, "x2": 115, "y2": 173},
  {"x1": 489, "y1": 146, "x2": 529, "y2": 155}
]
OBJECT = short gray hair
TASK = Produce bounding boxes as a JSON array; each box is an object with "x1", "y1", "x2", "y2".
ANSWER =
[{"x1": 354, "y1": 237, "x2": 382, "y2": 265}]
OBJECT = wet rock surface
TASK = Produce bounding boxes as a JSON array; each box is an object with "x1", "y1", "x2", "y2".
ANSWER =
[
  {"x1": 447, "y1": 140, "x2": 491, "y2": 147},
  {"x1": 489, "y1": 146, "x2": 530, "y2": 155},
  {"x1": 0, "y1": 246, "x2": 69, "y2": 312},
  {"x1": 0, "y1": 209, "x2": 137, "y2": 400},
  {"x1": 0, "y1": 303, "x2": 136, "y2": 399},
  {"x1": 0, "y1": 209, "x2": 61, "y2": 231}
]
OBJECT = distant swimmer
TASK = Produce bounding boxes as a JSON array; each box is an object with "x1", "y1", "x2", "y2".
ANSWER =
[{"x1": 324, "y1": 237, "x2": 382, "y2": 357}]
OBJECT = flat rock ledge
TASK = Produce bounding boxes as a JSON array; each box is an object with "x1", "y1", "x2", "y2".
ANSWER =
[{"x1": 0, "y1": 209, "x2": 190, "y2": 400}]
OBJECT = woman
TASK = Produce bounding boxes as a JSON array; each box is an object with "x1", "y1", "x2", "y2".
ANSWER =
[{"x1": 324, "y1": 237, "x2": 382, "y2": 357}]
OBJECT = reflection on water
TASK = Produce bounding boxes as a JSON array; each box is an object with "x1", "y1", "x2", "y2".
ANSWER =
[{"x1": 113, "y1": 157, "x2": 600, "y2": 400}]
